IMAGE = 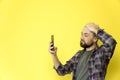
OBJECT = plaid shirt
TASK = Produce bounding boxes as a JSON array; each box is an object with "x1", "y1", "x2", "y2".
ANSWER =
[{"x1": 54, "y1": 29, "x2": 117, "y2": 80}]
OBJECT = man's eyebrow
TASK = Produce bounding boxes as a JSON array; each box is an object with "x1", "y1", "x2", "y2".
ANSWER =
[{"x1": 90, "y1": 31, "x2": 97, "y2": 37}]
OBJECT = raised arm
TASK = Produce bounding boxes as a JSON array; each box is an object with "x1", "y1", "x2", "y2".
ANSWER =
[
  {"x1": 49, "y1": 42, "x2": 74, "y2": 76},
  {"x1": 97, "y1": 29, "x2": 117, "y2": 59},
  {"x1": 86, "y1": 23, "x2": 117, "y2": 59}
]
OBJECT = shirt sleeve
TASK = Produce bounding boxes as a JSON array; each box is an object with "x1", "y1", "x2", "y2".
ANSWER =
[
  {"x1": 97, "y1": 29, "x2": 117, "y2": 59},
  {"x1": 53, "y1": 51, "x2": 81, "y2": 76},
  {"x1": 53, "y1": 60, "x2": 74, "y2": 76}
]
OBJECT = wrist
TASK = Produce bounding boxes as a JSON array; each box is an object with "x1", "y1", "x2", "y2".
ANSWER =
[{"x1": 51, "y1": 53, "x2": 57, "y2": 57}]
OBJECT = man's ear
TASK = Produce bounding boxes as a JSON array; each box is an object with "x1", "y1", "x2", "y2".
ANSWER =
[{"x1": 93, "y1": 37, "x2": 98, "y2": 43}]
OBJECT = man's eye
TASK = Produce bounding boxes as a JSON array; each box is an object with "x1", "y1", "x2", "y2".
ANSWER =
[{"x1": 84, "y1": 34, "x2": 89, "y2": 37}]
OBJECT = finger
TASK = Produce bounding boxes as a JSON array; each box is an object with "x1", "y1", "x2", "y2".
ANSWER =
[
  {"x1": 49, "y1": 46, "x2": 54, "y2": 50},
  {"x1": 49, "y1": 42, "x2": 54, "y2": 47},
  {"x1": 86, "y1": 26, "x2": 97, "y2": 34},
  {"x1": 49, "y1": 49, "x2": 55, "y2": 54},
  {"x1": 54, "y1": 47, "x2": 57, "y2": 51}
]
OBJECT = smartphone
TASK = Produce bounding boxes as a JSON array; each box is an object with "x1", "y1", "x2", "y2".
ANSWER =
[{"x1": 51, "y1": 35, "x2": 54, "y2": 47}]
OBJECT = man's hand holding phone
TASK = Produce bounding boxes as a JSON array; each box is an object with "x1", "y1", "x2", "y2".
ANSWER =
[
  {"x1": 49, "y1": 35, "x2": 57, "y2": 55},
  {"x1": 49, "y1": 35, "x2": 61, "y2": 69}
]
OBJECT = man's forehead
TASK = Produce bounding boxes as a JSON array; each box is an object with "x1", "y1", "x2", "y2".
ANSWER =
[
  {"x1": 82, "y1": 27, "x2": 91, "y2": 33},
  {"x1": 81, "y1": 27, "x2": 94, "y2": 35}
]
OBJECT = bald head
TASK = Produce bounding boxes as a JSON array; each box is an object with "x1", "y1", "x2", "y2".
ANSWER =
[{"x1": 84, "y1": 22, "x2": 99, "y2": 35}]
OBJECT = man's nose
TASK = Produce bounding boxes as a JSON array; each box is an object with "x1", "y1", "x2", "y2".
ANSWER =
[{"x1": 81, "y1": 36, "x2": 84, "y2": 40}]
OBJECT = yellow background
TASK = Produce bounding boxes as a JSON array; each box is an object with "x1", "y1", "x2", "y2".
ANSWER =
[{"x1": 0, "y1": 0, "x2": 120, "y2": 80}]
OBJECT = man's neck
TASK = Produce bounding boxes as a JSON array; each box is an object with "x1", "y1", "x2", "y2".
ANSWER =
[{"x1": 86, "y1": 44, "x2": 97, "y2": 51}]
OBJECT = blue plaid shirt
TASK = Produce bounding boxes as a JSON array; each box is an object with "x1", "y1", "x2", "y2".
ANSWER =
[{"x1": 54, "y1": 29, "x2": 117, "y2": 80}]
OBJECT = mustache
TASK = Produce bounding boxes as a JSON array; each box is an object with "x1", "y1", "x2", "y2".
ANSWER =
[{"x1": 80, "y1": 39, "x2": 85, "y2": 42}]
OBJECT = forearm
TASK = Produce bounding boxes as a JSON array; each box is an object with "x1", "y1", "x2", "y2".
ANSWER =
[
  {"x1": 51, "y1": 54, "x2": 61, "y2": 69},
  {"x1": 52, "y1": 54, "x2": 74, "y2": 76},
  {"x1": 97, "y1": 29, "x2": 117, "y2": 47}
]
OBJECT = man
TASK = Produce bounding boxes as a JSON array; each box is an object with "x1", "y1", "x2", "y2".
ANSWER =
[{"x1": 49, "y1": 23, "x2": 117, "y2": 80}]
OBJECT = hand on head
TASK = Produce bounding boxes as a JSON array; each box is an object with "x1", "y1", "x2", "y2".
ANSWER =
[{"x1": 85, "y1": 23, "x2": 100, "y2": 35}]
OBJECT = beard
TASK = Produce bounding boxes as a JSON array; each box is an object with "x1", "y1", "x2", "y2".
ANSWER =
[{"x1": 80, "y1": 40, "x2": 94, "y2": 48}]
